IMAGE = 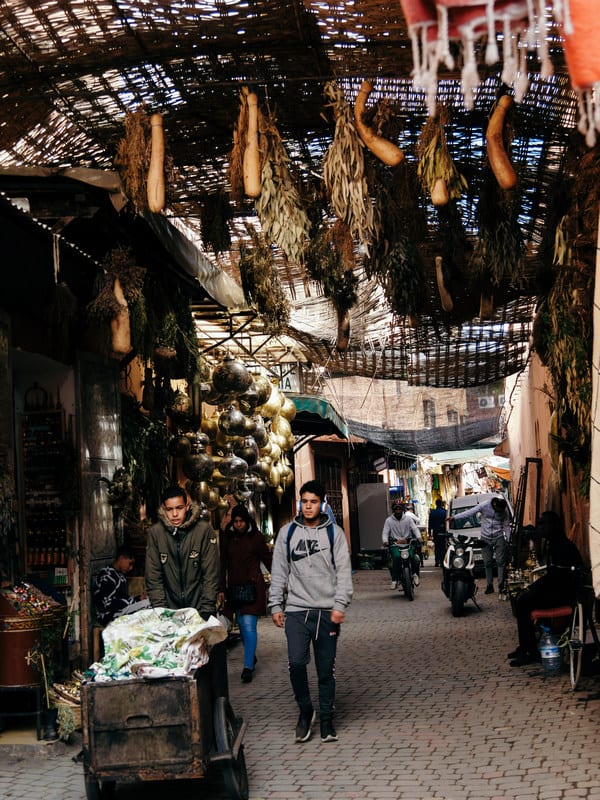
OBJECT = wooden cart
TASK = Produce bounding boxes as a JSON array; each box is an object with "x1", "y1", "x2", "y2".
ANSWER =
[{"x1": 80, "y1": 664, "x2": 248, "y2": 800}]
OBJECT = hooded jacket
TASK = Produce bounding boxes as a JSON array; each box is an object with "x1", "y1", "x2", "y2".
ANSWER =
[
  {"x1": 268, "y1": 513, "x2": 353, "y2": 615},
  {"x1": 145, "y1": 502, "x2": 220, "y2": 616}
]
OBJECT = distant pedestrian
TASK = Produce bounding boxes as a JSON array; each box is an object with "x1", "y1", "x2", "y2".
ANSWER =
[
  {"x1": 269, "y1": 480, "x2": 353, "y2": 744},
  {"x1": 428, "y1": 499, "x2": 448, "y2": 567},
  {"x1": 219, "y1": 504, "x2": 272, "y2": 683}
]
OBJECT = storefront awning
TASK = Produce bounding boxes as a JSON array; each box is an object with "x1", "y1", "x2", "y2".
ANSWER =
[{"x1": 289, "y1": 394, "x2": 349, "y2": 439}]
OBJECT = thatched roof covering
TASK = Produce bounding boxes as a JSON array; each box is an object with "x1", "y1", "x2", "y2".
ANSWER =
[{"x1": 0, "y1": 1, "x2": 583, "y2": 387}]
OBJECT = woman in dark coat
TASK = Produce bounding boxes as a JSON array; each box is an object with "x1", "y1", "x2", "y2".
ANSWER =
[{"x1": 219, "y1": 504, "x2": 272, "y2": 683}]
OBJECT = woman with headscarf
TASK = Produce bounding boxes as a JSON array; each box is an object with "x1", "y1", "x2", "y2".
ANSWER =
[{"x1": 219, "y1": 504, "x2": 272, "y2": 682}]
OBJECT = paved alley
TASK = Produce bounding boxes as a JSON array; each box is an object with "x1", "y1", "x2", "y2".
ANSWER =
[{"x1": 2, "y1": 566, "x2": 600, "y2": 800}]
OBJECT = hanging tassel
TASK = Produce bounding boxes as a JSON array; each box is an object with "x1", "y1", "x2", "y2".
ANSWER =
[
  {"x1": 560, "y1": 0, "x2": 574, "y2": 36},
  {"x1": 577, "y1": 93, "x2": 588, "y2": 135},
  {"x1": 461, "y1": 32, "x2": 479, "y2": 109},
  {"x1": 437, "y1": 6, "x2": 454, "y2": 70},
  {"x1": 52, "y1": 233, "x2": 60, "y2": 284},
  {"x1": 485, "y1": 0, "x2": 499, "y2": 65},
  {"x1": 501, "y1": 18, "x2": 518, "y2": 86},
  {"x1": 536, "y1": 0, "x2": 554, "y2": 78},
  {"x1": 593, "y1": 82, "x2": 600, "y2": 131},
  {"x1": 514, "y1": 46, "x2": 530, "y2": 103},
  {"x1": 585, "y1": 91, "x2": 597, "y2": 147}
]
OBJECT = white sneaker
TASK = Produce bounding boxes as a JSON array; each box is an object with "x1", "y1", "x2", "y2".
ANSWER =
[
  {"x1": 390, "y1": 581, "x2": 398, "y2": 590},
  {"x1": 413, "y1": 574, "x2": 420, "y2": 586}
]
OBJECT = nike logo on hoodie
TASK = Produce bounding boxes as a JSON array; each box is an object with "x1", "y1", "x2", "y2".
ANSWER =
[{"x1": 291, "y1": 539, "x2": 330, "y2": 561}]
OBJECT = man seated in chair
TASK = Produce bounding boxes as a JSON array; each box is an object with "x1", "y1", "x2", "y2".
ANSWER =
[{"x1": 508, "y1": 512, "x2": 582, "y2": 667}]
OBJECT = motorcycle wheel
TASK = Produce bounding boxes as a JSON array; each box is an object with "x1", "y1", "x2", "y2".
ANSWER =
[
  {"x1": 403, "y1": 566, "x2": 414, "y2": 601},
  {"x1": 451, "y1": 580, "x2": 467, "y2": 617}
]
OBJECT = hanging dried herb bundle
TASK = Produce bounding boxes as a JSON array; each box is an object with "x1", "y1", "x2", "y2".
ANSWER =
[
  {"x1": 102, "y1": 245, "x2": 146, "y2": 302},
  {"x1": 322, "y1": 81, "x2": 375, "y2": 251},
  {"x1": 375, "y1": 237, "x2": 427, "y2": 318},
  {"x1": 238, "y1": 225, "x2": 290, "y2": 333},
  {"x1": 114, "y1": 107, "x2": 149, "y2": 213},
  {"x1": 228, "y1": 88, "x2": 250, "y2": 205},
  {"x1": 304, "y1": 219, "x2": 358, "y2": 314},
  {"x1": 86, "y1": 278, "x2": 121, "y2": 320},
  {"x1": 114, "y1": 106, "x2": 174, "y2": 213},
  {"x1": 366, "y1": 159, "x2": 427, "y2": 319},
  {"x1": 469, "y1": 168, "x2": 524, "y2": 288},
  {"x1": 254, "y1": 108, "x2": 310, "y2": 264},
  {"x1": 417, "y1": 105, "x2": 467, "y2": 205},
  {"x1": 200, "y1": 189, "x2": 233, "y2": 254}
]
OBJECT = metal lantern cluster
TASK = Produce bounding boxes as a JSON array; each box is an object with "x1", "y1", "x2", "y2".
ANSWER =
[{"x1": 166, "y1": 353, "x2": 296, "y2": 514}]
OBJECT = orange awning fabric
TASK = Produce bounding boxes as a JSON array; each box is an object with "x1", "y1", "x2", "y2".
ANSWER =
[{"x1": 490, "y1": 465, "x2": 512, "y2": 482}]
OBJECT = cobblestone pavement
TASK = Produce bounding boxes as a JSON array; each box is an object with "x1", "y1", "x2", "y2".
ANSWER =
[{"x1": 3, "y1": 567, "x2": 600, "y2": 800}]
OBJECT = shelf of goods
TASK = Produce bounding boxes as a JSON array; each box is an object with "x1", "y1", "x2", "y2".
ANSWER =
[{"x1": 20, "y1": 410, "x2": 71, "y2": 587}]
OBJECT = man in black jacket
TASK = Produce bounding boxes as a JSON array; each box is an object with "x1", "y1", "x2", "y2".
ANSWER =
[{"x1": 508, "y1": 511, "x2": 582, "y2": 666}]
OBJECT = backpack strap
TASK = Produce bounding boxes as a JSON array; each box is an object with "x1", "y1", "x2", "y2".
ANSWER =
[{"x1": 286, "y1": 520, "x2": 335, "y2": 567}]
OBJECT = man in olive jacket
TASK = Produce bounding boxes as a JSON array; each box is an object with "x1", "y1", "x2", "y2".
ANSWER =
[{"x1": 145, "y1": 485, "x2": 226, "y2": 693}]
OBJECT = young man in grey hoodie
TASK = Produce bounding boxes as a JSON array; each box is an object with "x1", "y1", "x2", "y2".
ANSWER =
[{"x1": 269, "y1": 480, "x2": 353, "y2": 744}]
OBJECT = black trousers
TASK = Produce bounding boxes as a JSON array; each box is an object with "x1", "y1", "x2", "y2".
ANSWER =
[
  {"x1": 434, "y1": 535, "x2": 446, "y2": 566},
  {"x1": 285, "y1": 609, "x2": 340, "y2": 719}
]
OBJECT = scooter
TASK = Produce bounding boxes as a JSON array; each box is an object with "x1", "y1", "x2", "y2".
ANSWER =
[
  {"x1": 442, "y1": 533, "x2": 481, "y2": 616},
  {"x1": 390, "y1": 538, "x2": 418, "y2": 601}
]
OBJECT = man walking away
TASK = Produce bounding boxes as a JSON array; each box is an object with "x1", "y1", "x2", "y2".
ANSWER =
[{"x1": 428, "y1": 499, "x2": 448, "y2": 567}]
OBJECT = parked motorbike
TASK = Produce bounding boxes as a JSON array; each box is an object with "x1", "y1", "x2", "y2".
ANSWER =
[
  {"x1": 390, "y1": 538, "x2": 418, "y2": 601},
  {"x1": 442, "y1": 533, "x2": 480, "y2": 616}
]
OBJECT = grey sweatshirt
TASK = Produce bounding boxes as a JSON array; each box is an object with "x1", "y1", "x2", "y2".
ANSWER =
[{"x1": 268, "y1": 513, "x2": 353, "y2": 615}]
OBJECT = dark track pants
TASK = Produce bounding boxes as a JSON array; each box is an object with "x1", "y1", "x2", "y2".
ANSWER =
[{"x1": 285, "y1": 609, "x2": 339, "y2": 719}]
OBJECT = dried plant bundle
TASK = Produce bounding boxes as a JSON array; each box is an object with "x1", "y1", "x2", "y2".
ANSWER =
[
  {"x1": 238, "y1": 225, "x2": 290, "y2": 333},
  {"x1": 417, "y1": 105, "x2": 467, "y2": 205},
  {"x1": 254, "y1": 108, "x2": 310, "y2": 264},
  {"x1": 228, "y1": 88, "x2": 250, "y2": 205},
  {"x1": 322, "y1": 81, "x2": 375, "y2": 251}
]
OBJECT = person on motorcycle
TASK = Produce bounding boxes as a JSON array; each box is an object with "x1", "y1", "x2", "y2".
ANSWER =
[
  {"x1": 449, "y1": 494, "x2": 512, "y2": 595},
  {"x1": 382, "y1": 502, "x2": 422, "y2": 589}
]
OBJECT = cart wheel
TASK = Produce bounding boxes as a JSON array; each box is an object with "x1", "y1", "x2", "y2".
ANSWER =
[
  {"x1": 214, "y1": 696, "x2": 249, "y2": 800},
  {"x1": 84, "y1": 774, "x2": 115, "y2": 800}
]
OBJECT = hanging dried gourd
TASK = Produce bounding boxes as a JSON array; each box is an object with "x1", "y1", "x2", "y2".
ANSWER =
[
  {"x1": 322, "y1": 81, "x2": 375, "y2": 251},
  {"x1": 147, "y1": 113, "x2": 165, "y2": 212},
  {"x1": 486, "y1": 94, "x2": 517, "y2": 190},
  {"x1": 110, "y1": 277, "x2": 132, "y2": 356},
  {"x1": 417, "y1": 105, "x2": 467, "y2": 206},
  {"x1": 243, "y1": 90, "x2": 261, "y2": 198},
  {"x1": 114, "y1": 106, "x2": 173, "y2": 214},
  {"x1": 354, "y1": 81, "x2": 404, "y2": 167},
  {"x1": 254, "y1": 107, "x2": 310, "y2": 264}
]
